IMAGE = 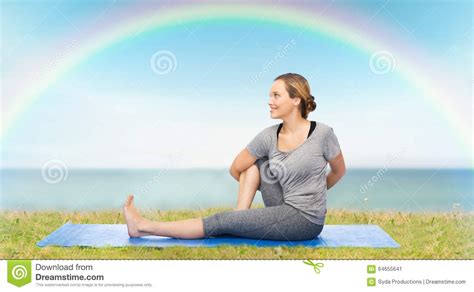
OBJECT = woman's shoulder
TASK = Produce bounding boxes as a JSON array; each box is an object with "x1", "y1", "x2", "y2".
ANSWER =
[
  {"x1": 314, "y1": 121, "x2": 336, "y2": 136},
  {"x1": 314, "y1": 121, "x2": 331, "y2": 130}
]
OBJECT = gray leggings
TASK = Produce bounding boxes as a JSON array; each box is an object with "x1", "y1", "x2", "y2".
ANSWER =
[{"x1": 202, "y1": 157, "x2": 324, "y2": 241}]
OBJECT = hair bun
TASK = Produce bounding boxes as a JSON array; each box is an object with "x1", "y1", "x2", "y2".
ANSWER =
[{"x1": 307, "y1": 95, "x2": 317, "y2": 112}]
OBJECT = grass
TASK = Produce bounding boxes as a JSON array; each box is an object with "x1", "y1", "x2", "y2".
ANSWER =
[{"x1": 1, "y1": 205, "x2": 473, "y2": 260}]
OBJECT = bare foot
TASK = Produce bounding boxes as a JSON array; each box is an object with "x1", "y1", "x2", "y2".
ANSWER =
[{"x1": 123, "y1": 195, "x2": 151, "y2": 237}]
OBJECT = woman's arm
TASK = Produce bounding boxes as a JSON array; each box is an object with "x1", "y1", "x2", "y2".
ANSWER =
[
  {"x1": 229, "y1": 148, "x2": 258, "y2": 182},
  {"x1": 326, "y1": 151, "x2": 346, "y2": 190}
]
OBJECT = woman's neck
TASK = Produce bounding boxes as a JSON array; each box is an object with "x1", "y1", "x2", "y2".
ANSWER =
[{"x1": 280, "y1": 115, "x2": 310, "y2": 135}]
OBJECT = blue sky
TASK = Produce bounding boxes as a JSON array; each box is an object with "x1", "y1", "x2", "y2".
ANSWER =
[{"x1": 1, "y1": 0, "x2": 472, "y2": 168}]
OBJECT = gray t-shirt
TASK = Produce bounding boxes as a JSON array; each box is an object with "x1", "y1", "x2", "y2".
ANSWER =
[{"x1": 246, "y1": 121, "x2": 342, "y2": 225}]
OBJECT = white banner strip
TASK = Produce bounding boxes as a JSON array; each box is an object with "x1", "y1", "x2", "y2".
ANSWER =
[{"x1": 1, "y1": 260, "x2": 472, "y2": 291}]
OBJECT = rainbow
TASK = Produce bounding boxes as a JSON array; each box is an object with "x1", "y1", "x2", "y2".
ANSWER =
[{"x1": 2, "y1": 3, "x2": 472, "y2": 161}]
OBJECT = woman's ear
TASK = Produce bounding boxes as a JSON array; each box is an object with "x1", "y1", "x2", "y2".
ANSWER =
[{"x1": 293, "y1": 96, "x2": 302, "y2": 106}]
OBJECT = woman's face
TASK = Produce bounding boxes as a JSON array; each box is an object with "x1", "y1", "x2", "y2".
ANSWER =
[{"x1": 268, "y1": 79, "x2": 300, "y2": 119}]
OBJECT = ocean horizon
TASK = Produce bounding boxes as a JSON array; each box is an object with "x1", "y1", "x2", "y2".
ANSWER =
[{"x1": 1, "y1": 168, "x2": 472, "y2": 213}]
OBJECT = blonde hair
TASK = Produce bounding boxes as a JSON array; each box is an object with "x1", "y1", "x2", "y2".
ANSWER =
[{"x1": 274, "y1": 73, "x2": 316, "y2": 119}]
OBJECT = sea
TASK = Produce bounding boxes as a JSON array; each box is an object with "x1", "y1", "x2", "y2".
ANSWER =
[{"x1": 0, "y1": 168, "x2": 472, "y2": 213}]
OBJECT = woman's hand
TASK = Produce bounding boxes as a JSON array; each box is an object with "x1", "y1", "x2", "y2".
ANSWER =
[{"x1": 326, "y1": 151, "x2": 346, "y2": 190}]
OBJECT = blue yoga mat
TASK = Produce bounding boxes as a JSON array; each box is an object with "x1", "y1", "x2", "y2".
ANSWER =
[{"x1": 37, "y1": 222, "x2": 400, "y2": 248}]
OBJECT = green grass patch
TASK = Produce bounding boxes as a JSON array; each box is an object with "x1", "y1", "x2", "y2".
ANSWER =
[{"x1": 1, "y1": 206, "x2": 472, "y2": 259}]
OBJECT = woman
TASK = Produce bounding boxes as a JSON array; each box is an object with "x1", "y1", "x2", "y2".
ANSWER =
[{"x1": 123, "y1": 73, "x2": 346, "y2": 241}]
